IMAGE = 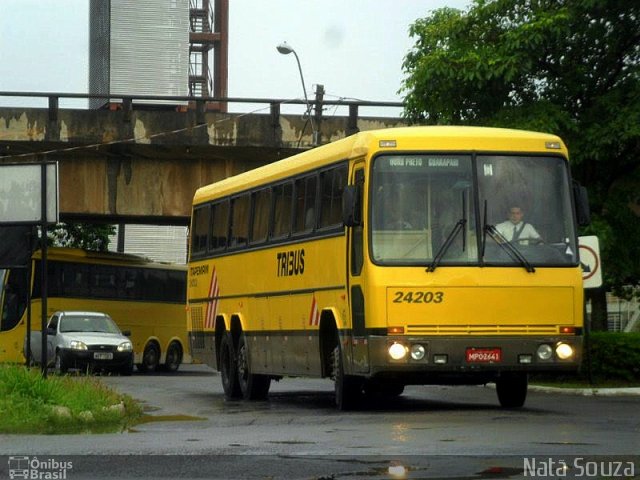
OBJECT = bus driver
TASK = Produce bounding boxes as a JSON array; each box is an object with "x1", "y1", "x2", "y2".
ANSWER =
[{"x1": 495, "y1": 205, "x2": 542, "y2": 244}]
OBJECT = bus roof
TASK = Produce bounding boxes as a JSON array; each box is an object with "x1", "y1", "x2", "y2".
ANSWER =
[
  {"x1": 31, "y1": 247, "x2": 186, "y2": 270},
  {"x1": 193, "y1": 125, "x2": 567, "y2": 204}
]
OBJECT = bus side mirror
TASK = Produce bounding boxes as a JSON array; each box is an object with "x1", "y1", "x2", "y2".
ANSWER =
[
  {"x1": 342, "y1": 185, "x2": 362, "y2": 227},
  {"x1": 573, "y1": 182, "x2": 591, "y2": 226}
]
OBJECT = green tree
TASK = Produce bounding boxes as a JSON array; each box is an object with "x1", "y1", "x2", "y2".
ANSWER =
[
  {"x1": 400, "y1": 0, "x2": 640, "y2": 329},
  {"x1": 48, "y1": 223, "x2": 115, "y2": 252}
]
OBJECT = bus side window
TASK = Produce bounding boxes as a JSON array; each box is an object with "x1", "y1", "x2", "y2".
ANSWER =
[
  {"x1": 191, "y1": 205, "x2": 211, "y2": 257},
  {"x1": 90, "y1": 266, "x2": 117, "y2": 299},
  {"x1": 293, "y1": 175, "x2": 318, "y2": 234},
  {"x1": 61, "y1": 263, "x2": 89, "y2": 298},
  {"x1": 271, "y1": 182, "x2": 293, "y2": 239},
  {"x1": 117, "y1": 268, "x2": 139, "y2": 299},
  {"x1": 229, "y1": 194, "x2": 250, "y2": 248},
  {"x1": 251, "y1": 188, "x2": 271, "y2": 244},
  {"x1": 319, "y1": 165, "x2": 348, "y2": 229},
  {"x1": 167, "y1": 270, "x2": 187, "y2": 302},
  {"x1": 210, "y1": 201, "x2": 230, "y2": 252}
]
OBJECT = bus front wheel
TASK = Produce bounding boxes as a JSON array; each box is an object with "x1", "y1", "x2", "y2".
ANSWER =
[
  {"x1": 496, "y1": 372, "x2": 528, "y2": 408},
  {"x1": 331, "y1": 344, "x2": 363, "y2": 411},
  {"x1": 220, "y1": 333, "x2": 241, "y2": 400},
  {"x1": 237, "y1": 334, "x2": 271, "y2": 400}
]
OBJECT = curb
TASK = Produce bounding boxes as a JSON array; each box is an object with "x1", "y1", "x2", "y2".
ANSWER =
[{"x1": 529, "y1": 385, "x2": 640, "y2": 396}]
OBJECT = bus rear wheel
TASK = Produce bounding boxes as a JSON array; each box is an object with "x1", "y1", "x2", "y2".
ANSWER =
[
  {"x1": 163, "y1": 342, "x2": 182, "y2": 372},
  {"x1": 220, "y1": 333, "x2": 241, "y2": 400},
  {"x1": 138, "y1": 343, "x2": 160, "y2": 373},
  {"x1": 496, "y1": 372, "x2": 528, "y2": 408},
  {"x1": 237, "y1": 334, "x2": 271, "y2": 400},
  {"x1": 331, "y1": 344, "x2": 363, "y2": 411}
]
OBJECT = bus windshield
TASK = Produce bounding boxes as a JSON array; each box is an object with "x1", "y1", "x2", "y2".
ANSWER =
[{"x1": 370, "y1": 154, "x2": 578, "y2": 267}]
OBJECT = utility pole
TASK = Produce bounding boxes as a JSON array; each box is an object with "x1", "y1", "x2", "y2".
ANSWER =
[{"x1": 313, "y1": 84, "x2": 325, "y2": 146}]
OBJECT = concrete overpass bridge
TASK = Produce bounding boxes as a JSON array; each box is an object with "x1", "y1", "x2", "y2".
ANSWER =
[{"x1": 0, "y1": 92, "x2": 407, "y2": 226}]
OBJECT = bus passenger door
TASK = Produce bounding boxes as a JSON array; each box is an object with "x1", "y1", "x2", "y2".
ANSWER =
[{"x1": 348, "y1": 165, "x2": 369, "y2": 373}]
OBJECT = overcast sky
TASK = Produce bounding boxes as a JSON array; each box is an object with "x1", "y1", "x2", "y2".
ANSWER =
[{"x1": 0, "y1": 0, "x2": 470, "y2": 117}]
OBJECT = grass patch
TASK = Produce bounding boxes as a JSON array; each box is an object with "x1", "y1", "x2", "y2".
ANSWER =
[{"x1": 0, "y1": 364, "x2": 142, "y2": 434}]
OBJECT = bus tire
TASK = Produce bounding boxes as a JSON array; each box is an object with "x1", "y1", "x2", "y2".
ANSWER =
[
  {"x1": 138, "y1": 343, "x2": 160, "y2": 373},
  {"x1": 364, "y1": 380, "x2": 405, "y2": 398},
  {"x1": 496, "y1": 372, "x2": 528, "y2": 408},
  {"x1": 220, "y1": 333, "x2": 241, "y2": 400},
  {"x1": 237, "y1": 334, "x2": 270, "y2": 400},
  {"x1": 331, "y1": 344, "x2": 363, "y2": 411},
  {"x1": 55, "y1": 350, "x2": 68, "y2": 375},
  {"x1": 163, "y1": 342, "x2": 182, "y2": 373}
]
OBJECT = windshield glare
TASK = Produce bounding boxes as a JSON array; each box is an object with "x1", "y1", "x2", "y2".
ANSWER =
[
  {"x1": 370, "y1": 154, "x2": 578, "y2": 267},
  {"x1": 60, "y1": 315, "x2": 121, "y2": 334}
]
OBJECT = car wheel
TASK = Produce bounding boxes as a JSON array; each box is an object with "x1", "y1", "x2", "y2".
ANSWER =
[
  {"x1": 55, "y1": 351, "x2": 68, "y2": 375},
  {"x1": 121, "y1": 357, "x2": 134, "y2": 376}
]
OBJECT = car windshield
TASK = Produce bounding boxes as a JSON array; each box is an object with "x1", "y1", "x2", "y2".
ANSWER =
[
  {"x1": 370, "y1": 154, "x2": 578, "y2": 268},
  {"x1": 59, "y1": 315, "x2": 121, "y2": 334}
]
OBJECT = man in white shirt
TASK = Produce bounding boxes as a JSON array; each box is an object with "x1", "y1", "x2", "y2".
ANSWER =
[{"x1": 495, "y1": 206, "x2": 542, "y2": 244}]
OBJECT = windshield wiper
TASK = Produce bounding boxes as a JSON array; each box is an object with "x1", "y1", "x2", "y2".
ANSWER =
[
  {"x1": 426, "y1": 218, "x2": 466, "y2": 272},
  {"x1": 427, "y1": 189, "x2": 469, "y2": 273},
  {"x1": 484, "y1": 224, "x2": 535, "y2": 273}
]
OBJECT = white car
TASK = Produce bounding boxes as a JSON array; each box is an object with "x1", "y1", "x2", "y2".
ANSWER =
[{"x1": 26, "y1": 311, "x2": 134, "y2": 375}]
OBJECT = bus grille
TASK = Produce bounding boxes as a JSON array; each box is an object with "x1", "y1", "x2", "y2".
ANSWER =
[
  {"x1": 191, "y1": 305, "x2": 205, "y2": 349},
  {"x1": 406, "y1": 324, "x2": 560, "y2": 335}
]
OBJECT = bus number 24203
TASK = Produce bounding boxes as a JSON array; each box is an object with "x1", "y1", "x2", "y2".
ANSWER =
[{"x1": 392, "y1": 291, "x2": 444, "y2": 304}]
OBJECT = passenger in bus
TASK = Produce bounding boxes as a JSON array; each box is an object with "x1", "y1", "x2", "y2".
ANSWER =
[
  {"x1": 304, "y1": 207, "x2": 315, "y2": 230},
  {"x1": 495, "y1": 206, "x2": 542, "y2": 244}
]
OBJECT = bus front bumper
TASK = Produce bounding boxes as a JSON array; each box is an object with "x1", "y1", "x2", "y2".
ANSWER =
[{"x1": 365, "y1": 335, "x2": 582, "y2": 382}]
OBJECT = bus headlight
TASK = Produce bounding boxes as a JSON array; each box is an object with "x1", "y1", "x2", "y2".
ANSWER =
[
  {"x1": 555, "y1": 342, "x2": 574, "y2": 360},
  {"x1": 388, "y1": 342, "x2": 407, "y2": 360},
  {"x1": 117, "y1": 341, "x2": 133, "y2": 352},
  {"x1": 69, "y1": 340, "x2": 87, "y2": 350},
  {"x1": 410, "y1": 344, "x2": 426, "y2": 361},
  {"x1": 536, "y1": 344, "x2": 553, "y2": 360}
]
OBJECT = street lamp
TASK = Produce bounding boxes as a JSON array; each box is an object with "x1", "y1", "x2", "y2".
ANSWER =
[{"x1": 276, "y1": 41, "x2": 318, "y2": 145}]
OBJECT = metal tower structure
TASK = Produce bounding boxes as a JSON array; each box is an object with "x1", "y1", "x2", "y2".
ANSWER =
[{"x1": 189, "y1": 0, "x2": 228, "y2": 112}]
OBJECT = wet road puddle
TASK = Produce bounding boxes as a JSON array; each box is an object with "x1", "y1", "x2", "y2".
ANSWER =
[{"x1": 128, "y1": 413, "x2": 207, "y2": 431}]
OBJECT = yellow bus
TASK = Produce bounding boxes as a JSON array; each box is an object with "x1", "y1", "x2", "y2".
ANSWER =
[
  {"x1": 1, "y1": 247, "x2": 189, "y2": 372},
  {"x1": 187, "y1": 126, "x2": 590, "y2": 409}
]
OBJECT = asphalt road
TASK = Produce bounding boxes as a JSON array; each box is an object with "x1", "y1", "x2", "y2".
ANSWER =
[{"x1": 1, "y1": 364, "x2": 638, "y2": 479}]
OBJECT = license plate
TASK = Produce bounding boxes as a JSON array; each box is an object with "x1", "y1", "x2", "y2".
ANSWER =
[
  {"x1": 94, "y1": 352, "x2": 113, "y2": 360},
  {"x1": 466, "y1": 348, "x2": 501, "y2": 363}
]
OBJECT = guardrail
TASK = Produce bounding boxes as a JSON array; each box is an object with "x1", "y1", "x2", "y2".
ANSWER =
[{"x1": 0, "y1": 91, "x2": 404, "y2": 138}]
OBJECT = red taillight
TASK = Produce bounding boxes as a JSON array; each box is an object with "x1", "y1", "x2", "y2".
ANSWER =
[{"x1": 560, "y1": 326, "x2": 576, "y2": 334}]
